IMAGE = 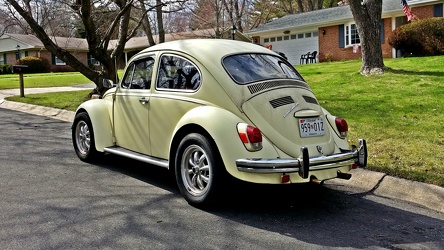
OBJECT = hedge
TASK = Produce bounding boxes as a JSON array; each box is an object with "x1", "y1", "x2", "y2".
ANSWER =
[{"x1": 389, "y1": 17, "x2": 444, "y2": 57}]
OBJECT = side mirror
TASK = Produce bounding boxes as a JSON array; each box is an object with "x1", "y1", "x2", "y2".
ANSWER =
[{"x1": 102, "y1": 78, "x2": 114, "y2": 88}]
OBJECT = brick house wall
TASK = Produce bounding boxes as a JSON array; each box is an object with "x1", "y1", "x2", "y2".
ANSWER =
[
  {"x1": 318, "y1": 18, "x2": 394, "y2": 62},
  {"x1": 8, "y1": 50, "x2": 90, "y2": 72},
  {"x1": 412, "y1": 5, "x2": 435, "y2": 20},
  {"x1": 381, "y1": 18, "x2": 394, "y2": 58},
  {"x1": 5, "y1": 52, "x2": 18, "y2": 65}
]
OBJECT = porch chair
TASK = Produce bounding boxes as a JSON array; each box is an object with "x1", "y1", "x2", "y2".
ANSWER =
[
  {"x1": 299, "y1": 52, "x2": 310, "y2": 64},
  {"x1": 307, "y1": 51, "x2": 318, "y2": 63}
]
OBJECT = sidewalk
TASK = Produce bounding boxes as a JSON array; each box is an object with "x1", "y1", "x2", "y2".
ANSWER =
[{"x1": 1, "y1": 86, "x2": 443, "y2": 214}]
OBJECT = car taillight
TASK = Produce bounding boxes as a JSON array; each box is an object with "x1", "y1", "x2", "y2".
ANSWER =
[
  {"x1": 237, "y1": 123, "x2": 263, "y2": 151},
  {"x1": 335, "y1": 117, "x2": 348, "y2": 138}
]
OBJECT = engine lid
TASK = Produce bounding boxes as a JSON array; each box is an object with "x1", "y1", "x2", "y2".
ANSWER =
[{"x1": 241, "y1": 85, "x2": 335, "y2": 158}]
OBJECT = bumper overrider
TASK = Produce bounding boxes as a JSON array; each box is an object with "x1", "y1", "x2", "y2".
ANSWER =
[{"x1": 236, "y1": 139, "x2": 367, "y2": 179}]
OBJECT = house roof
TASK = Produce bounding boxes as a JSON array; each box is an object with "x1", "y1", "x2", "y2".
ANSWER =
[
  {"x1": 1, "y1": 33, "x2": 88, "y2": 51},
  {"x1": 247, "y1": 0, "x2": 439, "y2": 35},
  {"x1": 2, "y1": 27, "x2": 251, "y2": 53}
]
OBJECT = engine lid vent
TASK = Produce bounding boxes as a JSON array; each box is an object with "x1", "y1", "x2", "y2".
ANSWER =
[
  {"x1": 248, "y1": 80, "x2": 310, "y2": 94},
  {"x1": 303, "y1": 95, "x2": 318, "y2": 105},
  {"x1": 269, "y1": 96, "x2": 295, "y2": 108}
]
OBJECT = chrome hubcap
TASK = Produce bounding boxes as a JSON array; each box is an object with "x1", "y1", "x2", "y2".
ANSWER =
[
  {"x1": 181, "y1": 145, "x2": 211, "y2": 196},
  {"x1": 75, "y1": 120, "x2": 90, "y2": 156}
]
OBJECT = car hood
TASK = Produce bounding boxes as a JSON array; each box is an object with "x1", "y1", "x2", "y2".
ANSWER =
[{"x1": 240, "y1": 80, "x2": 335, "y2": 158}]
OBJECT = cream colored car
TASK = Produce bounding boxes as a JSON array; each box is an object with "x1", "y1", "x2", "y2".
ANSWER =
[{"x1": 72, "y1": 39, "x2": 367, "y2": 206}]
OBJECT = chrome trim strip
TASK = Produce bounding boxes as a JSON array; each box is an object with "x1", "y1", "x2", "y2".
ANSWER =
[{"x1": 104, "y1": 146, "x2": 169, "y2": 168}]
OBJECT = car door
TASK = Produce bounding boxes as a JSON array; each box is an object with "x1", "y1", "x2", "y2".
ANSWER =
[
  {"x1": 114, "y1": 55, "x2": 155, "y2": 155},
  {"x1": 148, "y1": 54, "x2": 203, "y2": 159}
]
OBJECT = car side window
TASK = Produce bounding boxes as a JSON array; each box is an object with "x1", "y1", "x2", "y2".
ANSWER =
[
  {"x1": 156, "y1": 54, "x2": 201, "y2": 91},
  {"x1": 121, "y1": 57, "x2": 155, "y2": 89}
]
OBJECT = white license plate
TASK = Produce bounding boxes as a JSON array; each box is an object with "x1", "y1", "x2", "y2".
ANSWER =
[{"x1": 299, "y1": 117, "x2": 325, "y2": 138}]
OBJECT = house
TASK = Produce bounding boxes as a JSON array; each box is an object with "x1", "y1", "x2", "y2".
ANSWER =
[
  {"x1": 246, "y1": 0, "x2": 444, "y2": 65},
  {"x1": 0, "y1": 28, "x2": 251, "y2": 71},
  {"x1": 0, "y1": 33, "x2": 106, "y2": 72}
]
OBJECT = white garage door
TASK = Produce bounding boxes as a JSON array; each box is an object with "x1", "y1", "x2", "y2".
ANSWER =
[{"x1": 263, "y1": 31, "x2": 319, "y2": 66}]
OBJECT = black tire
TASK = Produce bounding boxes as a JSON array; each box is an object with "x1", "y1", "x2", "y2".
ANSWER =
[
  {"x1": 72, "y1": 112, "x2": 99, "y2": 162},
  {"x1": 175, "y1": 133, "x2": 223, "y2": 207}
]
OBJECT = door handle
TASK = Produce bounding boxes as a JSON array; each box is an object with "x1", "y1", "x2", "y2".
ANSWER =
[{"x1": 139, "y1": 97, "x2": 149, "y2": 105}]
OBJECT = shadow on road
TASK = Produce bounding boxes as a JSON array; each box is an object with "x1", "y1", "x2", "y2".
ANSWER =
[{"x1": 95, "y1": 154, "x2": 444, "y2": 249}]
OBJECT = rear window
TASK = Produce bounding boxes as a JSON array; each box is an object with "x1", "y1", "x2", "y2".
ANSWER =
[{"x1": 222, "y1": 54, "x2": 303, "y2": 84}]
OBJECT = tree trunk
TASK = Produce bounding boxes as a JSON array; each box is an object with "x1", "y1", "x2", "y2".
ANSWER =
[
  {"x1": 156, "y1": 0, "x2": 165, "y2": 43},
  {"x1": 141, "y1": 1, "x2": 156, "y2": 46},
  {"x1": 349, "y1": 0, "x2": 385, "y2": 75}
]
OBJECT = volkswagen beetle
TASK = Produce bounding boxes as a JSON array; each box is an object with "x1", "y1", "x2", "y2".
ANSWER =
[{"x1": 72, "y1": 39, "x2": 367, "y2": 206}]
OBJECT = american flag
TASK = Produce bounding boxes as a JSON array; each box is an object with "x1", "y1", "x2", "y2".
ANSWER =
[{"x1": 402, "y1": 0, "x2": 414, "y2": 21}]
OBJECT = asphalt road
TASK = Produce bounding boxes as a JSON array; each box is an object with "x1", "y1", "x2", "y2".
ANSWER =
[{"x1": 1, "y1": 108, "x2": 443, "y2": 250}]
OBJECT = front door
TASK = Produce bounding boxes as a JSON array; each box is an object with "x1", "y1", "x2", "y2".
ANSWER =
[{"x1": 114, "y1": 56, "x2": 155, "y2": 155}]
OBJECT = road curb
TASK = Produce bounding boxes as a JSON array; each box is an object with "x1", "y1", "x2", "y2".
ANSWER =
[
  {"x1": 0, "y1": 100, "x2": 75, "y2": 122},
  {"x1": 327, "y1": 168, "x2": 444, "y2": 213}
]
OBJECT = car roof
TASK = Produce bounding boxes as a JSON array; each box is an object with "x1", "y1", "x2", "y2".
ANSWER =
[{"x1": 138, "y1": 39, "x2": 278, "y2": 63}]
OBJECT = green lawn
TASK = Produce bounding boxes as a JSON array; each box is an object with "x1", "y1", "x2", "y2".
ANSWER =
[
  {"x1": 2, "y1": 56, "x2": 444, "y2": 186},
  {"x1": 0, "y1": 72, "x2": 92, "y2": 89},
  {"x1": 6, "y1": 90, "x2": 92, "y2": 111}
]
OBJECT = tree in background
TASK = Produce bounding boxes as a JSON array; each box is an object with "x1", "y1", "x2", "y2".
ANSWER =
[
  {"x1": 348, "y1": 0, "x2": 384, "y2": 75},
  {"x1": 190, "y1": 0, "x2": 218, "y2": 30},
  {"x1": 1, "y1": 0, "x2": 376, "y2": 85},
  {"x1": 3, "y1": 0, "x2": 178, "y2": 94}
]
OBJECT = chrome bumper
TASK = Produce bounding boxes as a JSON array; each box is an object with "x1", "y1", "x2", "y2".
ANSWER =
[{"x1": 236, "y1": 139, "x2": 367, "y2": 179}]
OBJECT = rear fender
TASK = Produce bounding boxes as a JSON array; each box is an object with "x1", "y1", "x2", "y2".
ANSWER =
[
  {"x1": 74, "y1": 99, "x2": 114, "y2": 152},
  {"x1": 322, "y1": 107, "x2": 350, "y2": 151},
  {"x1": 172, "y1": 106, "x2": 280, "y2": 177}
]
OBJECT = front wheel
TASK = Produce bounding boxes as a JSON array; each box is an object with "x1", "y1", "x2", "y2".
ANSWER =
[
  {"x1": 72, "y1": 112, "x2": 99, "y2": 162},
  {"x1": 175, "y1": 133, "x2": 223, "y2": 206}
]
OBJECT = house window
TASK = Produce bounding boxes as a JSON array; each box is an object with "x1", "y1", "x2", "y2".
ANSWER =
[
  {"x1": 290, "y1": 35, "x2": 297, "y2": 39},
  {"x1": 52, "y1": 54, "x2": 66, "y2": 65},
  {"x1": 297, "y1": 34, "x2": 304, "y2": 39},
  {"x1": 0, "y1": 54, "x2": 5, "y2": 64},
  {"x1": 345, "y1": 24, "x2": 360, "y2": 46},
  {"x1": 270, "y1": 37, "x2": 276, "y2": 42},
  {"x1": 264, "y1": 38, "x2": 269, "y2": 43},
  {"x1": 313, "y1": 32, "x2": 319, "y2": 37},
  {"x1": 305, "y1": 33, "x2": 312, "y2": 38},
  {"x1": 284, "y1": 36, "x2": 289, "y2": 40},
  {"x1": 277, "y1": 36, "x2": 282, "y2": 41}
]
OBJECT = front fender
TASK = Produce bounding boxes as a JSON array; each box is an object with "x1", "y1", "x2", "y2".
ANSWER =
[
  {"x1": 172, "y1": 106, "x2": 280, "y2": 179},
  {"x1": 75, "y1": 99, "x2": 114, "y2": 152}
]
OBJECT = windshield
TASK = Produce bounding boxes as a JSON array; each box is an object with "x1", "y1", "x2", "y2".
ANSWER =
[{"x1": 222, "y1": 54, "x2": 304, "y2": 84}]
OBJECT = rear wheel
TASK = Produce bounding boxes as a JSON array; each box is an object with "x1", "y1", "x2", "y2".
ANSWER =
[
  {"x1": 72, "y1": 112, "x2": 99, "y2": 162},
  {"x1": 175, "y1": 133, "x2": 222, "y2": 206}
]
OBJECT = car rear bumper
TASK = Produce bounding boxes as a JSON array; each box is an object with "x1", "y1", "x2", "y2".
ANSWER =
[{"x1": 236, "y1": 139, "x2": 367, "y2": 179}]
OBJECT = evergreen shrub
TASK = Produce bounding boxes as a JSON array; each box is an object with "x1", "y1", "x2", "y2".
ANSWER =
[
  {"x1": 0, "y1": 64, "x2": 12, "y2": 74},
  {"x1": 389, "y1": 17, "x2": 444, "y2": 56},
  {"x1": 17, "y1": 56, "x2": 51, "y2": 73}
]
